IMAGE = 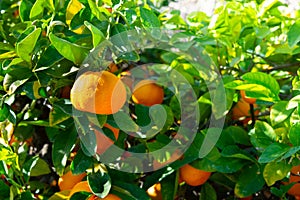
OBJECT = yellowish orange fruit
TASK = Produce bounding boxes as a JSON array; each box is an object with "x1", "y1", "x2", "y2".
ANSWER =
[
  {"x1": 240, "y1": 90, "x2": 256, "y2": 104},
  {"x1": 232, "y1": 98, "x2": 259, "y2": 123},
  {"x1": 288, "y1": 165, "x2": 300, "y2": 196},
  {"x1": 69, "y1": 181, "x2": 92, "y2": 197},
  {"x1": 147, "y1": 183, "x2": 162, "y2": 200},
  {"x1": 95, "y1": 123, "x2": 119, "y2": 155},
  {"x1": 179, "y1": 164, "x2": 211, "y2": 186},
  {"x1": 58, "y1": 170, "x2": 86, "y2": 191},
  {"x1": 132, "y1": 80, "x2": 164, "y2": 106},
  {"x1": 70, "y1": 71, "x2": 126, "y2": 115},
  {"x1": 108, "y1": 63, "x2": 118, "y2": 73}
]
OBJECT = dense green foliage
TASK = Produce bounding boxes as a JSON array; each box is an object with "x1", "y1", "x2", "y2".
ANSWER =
[{"x1": 0, "y1": 0, "x2": 300, "y2": 199}]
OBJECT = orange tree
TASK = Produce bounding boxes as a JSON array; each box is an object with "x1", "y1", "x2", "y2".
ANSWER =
[{"x1": 0, "y1": 0, "x2": 300, "y2": 199}]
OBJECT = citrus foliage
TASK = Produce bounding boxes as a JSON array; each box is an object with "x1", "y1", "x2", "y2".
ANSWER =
[{"x1": 0, "y1": 0, "x2": 300, "y2": 199}]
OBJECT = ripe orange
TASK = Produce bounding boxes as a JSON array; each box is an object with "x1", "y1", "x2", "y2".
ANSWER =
[
  {"x1": 179, "y1": 164, "x2": 211, "y2": 186},
  {"x1": 58, "y1": 170, "x2": 86, "y2": 191},
  {"x1": 232, "y1": 98, "x2": 259, "y2": 123},
  {"x1": 88, "y1": 194, "x2": 121, "y2": 200},
  {"x1": 288, "y1": 165, "x2": 300, "y2": 196},
  {"x1": 147, "y1": 183, "x2": 162, "y2": 200},
  {"x1": 240, "y1": 90, "x2": 256, "y2": 104},
  {"x1": 69, "y1": 181, "x2": 92, "y2": 197},
  {"x1": 108, "y1": 63, "x2": 118, "y2": 73},
  {"x1": 70, "y1": 71, "x2": 126, "y2": 115},
  {"x1": 132, "y1": 80, "x2": 164, "y2": 106},
  {"x1": 95, "y1": 123, "x2": 119, "y2": 155}
]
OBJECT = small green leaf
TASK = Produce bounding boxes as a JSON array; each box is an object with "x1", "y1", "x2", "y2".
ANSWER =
[
  {"x1": 140, "y1": 7, "x2": 160, "y2": 28},
  {"x1": 88, "y1": 169, "x2": 111, "y2": 198},
  {"x1": 49, "y1": 33, "x2": 89, "y2": 65},
  {"x1": 289, "y1": 123, "x2": 300, "y2": 146},
  {"x1": 258, "y1": 143, "x2": 290, "y2": 163},
  {"x1": 161, "y1": 171, "x2": 178, "y2": 200},
  {"x1": 270, "y1": 101, "x2": 294, "y2": 126},
  {"x1": 30, "y1": 158, "x2": 51, "y2": 177},
  {"x1": 234, "y1": 164, "x2": 265, "y2": 198},
  {"x1": 200, "y1": 183, "x2": 217, "y2": 200},
  {"x1": 19, "y1": 0, "x2": 33, "y2": 21},
  {"x1": 250, "y1": 121, "x2": 276, "y2": 150},
  {"x1": 0, "y1": 104, "x2": 9, "y2": 122},
  {"x1": 263, "y1": 161, "x2": 291, "y2": 186},
  {"x1": 84, "y1": 21, "x2": 105, "y2": 48},
  {"x1": 70, "y1": 149, "x2": 93, "y2": 174},
  {"x1": 52, "y1": 127, "x2": 77, "y2": 176},
  {"x1": 288, "y1": 20, "x2": 300, "y2": 47},
  {"x1": 16, "y1": 28, "x2": 41, "y2": 63},
  {"x1": 49, "y1": 104, "x2": 71, "y2": 126},
  {"x1": 30, "y1": 0, "x2": 45, "y2": 20}
]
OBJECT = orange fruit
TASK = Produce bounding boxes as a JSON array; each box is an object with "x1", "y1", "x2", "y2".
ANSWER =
[
  {"x1": 88, "y1": 194, "x2": 121, "y2": 200},
  {"x1": 69, "y1": 181, "x2": 92, "y2": 197},
  {"x1": 288, "y1": 165, "x2": 300, "y2": 196},
  {"x1": 232, "y1": 98, "x2": 259, "y2": 123},
  {"x1": 240, "y1": 90, "x2": 256, "y2": 104},
  {"x1": 108, "y1": 63, "x2": 118, "y2": 73},
  {"x1": 179, "y1": 164, "x2": 211, "y2": 186},
  {"x1": 95, "y1": 123, "x2": 119, "y2": 155},
  {"x1": 132, "y1": 80, "x2": 164, "y2": 106},
  {"x1": 70, "y1": 71, "x2": 126, "y2": 115},
  {"x1": 147, "y1": 183, "x2": 162, "y2": 200},
  {"x1": 58, "y1": 170, "x2": 86, "y2": 191}
]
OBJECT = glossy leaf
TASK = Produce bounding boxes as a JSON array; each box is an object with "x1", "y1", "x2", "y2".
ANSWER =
[
  {"x1": 263, "y1": 161, "x2": 291, "y2": 186},
  {"x1": 49, "y1": 33, "x2": 89, "y2": 65},
  {"x1": 16, "y1": 27, "x2": 41, "y2": 63}
]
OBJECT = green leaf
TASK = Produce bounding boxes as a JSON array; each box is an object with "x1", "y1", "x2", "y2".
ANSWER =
[
  {"x1": 235, "y1": 164, "x2": 265, "y2": 198},
  {"x1": 113, "y1": 111, "x2": 139, "y2": 132},
  {"x1": 289, "y1": 123, "x2": 300, "y2": 146},
  {"x1": 19, "y1": 0, "x2": 33, "y2": 21},
  {"x1": 288, "y1": 20, "x2": 300, "y2": 47},
  {"x1": 70, "y1": 149, "x2": 93, "y2": 174},
  {"x1": 200, "y1": 183, "x2": 217, "y2": 200},
  {"x1": 270, "y1": 101, "x2": 294, "y2": 126},
  {"x1": 287, "y1": 95, "x2": 300, "y2": 110},
  {"x1": 16, "y1": 28, "x2": 41, "y2": 63},
  {"x1": 0, "y1": 180, "x2": 10, "y2": 199},
  {"x1": 30, "y1": 0, "x2": 45, "y2": 20},
  {"x1": 84, "y1": 21, "x2": 105, "y2": 48},
  {"x1": 161, "y1": 172, "x2": 178, "y2": 200},
  {"x1": 140, "y1": 7, "x2": 160, "y2": 28},
  {"x1": 258, "y1": 143, "x2": 290, "y2": 163},
  {"x1": 225, "y1": 126, "x2": 251, "y2": 146},
  {"x1": 87, "y1": 169, "x2": 111, "y2": 198},
  {"x1": 0, "y1": 104, "x2": 9, "y2": 122},
  {"x1": 250, "y1": 121, "x2": 276, "y2": 150},
  {"x1": 49, "y1": 104, "x2": 71, "y2": 126},
  {"x1": 212, "y1": 157, "x2": 246, "y2": 173},
  {"x1": 87, "y1": 0, "x2": 107, "y2": 21},
  {"x1": 263, "y1": 161, "x2": 291, "y2": 186},
  {"x1": 241, "y1": 72, "x2": 280, "y2": 101},
  {"x1": 31, "y1": 158, "x2": 51, "y2": 177},
  {"x1": 49, "y1": 33, "x2": 89, "y2": 65},
  {"x1": 52, "y1": 126, "x2": 77, "y2": 176},
  {"x1": 221, "y1": 145, "x2": 256, "y2": 163},
  {"x1": 113, "y1": 182, "x2": 150, "y2": 200},
  {"x1": 254, "y1": 26, "x2": 271, "y2": 39}
]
